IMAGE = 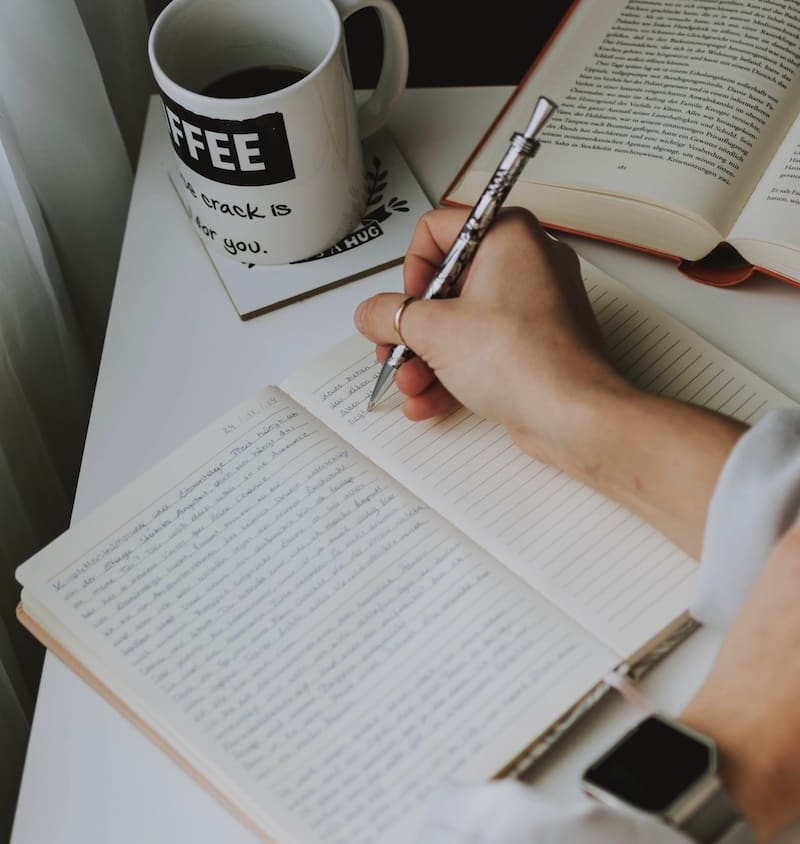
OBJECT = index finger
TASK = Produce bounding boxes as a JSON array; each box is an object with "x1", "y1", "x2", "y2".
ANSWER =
[{"x1": 403, "y1": 208, "x2": 471, "y2": 297}]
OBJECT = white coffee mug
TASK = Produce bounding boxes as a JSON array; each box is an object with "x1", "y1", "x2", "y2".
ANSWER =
[{"x1": 148, "y1": 0, "x2": 408, "y2": 265}]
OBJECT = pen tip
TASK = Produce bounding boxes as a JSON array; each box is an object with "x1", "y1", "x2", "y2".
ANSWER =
[{"x1": 368, "y1": 362, "x2": 396, "y2": 411}]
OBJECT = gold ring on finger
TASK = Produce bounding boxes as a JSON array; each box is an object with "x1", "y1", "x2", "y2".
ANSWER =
[{"x1": 393, "y1": 296, "x2": 416, "y2": 347}]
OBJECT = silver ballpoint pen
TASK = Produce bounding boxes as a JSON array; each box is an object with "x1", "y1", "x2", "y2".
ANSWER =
[{"x1": 367, "y1": 95, "x2": 558, "y2": 411}]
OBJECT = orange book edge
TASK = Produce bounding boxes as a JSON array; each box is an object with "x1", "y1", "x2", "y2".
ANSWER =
[
  {"x1": 17, "y1": 602, "x2": 276, "y2": 844},
  {"x1": 439, "y1": 0, "x2": 582, "y2": 209},
  {"x1": 438, "y1": 0, "x2": 800, "y2": 291}
]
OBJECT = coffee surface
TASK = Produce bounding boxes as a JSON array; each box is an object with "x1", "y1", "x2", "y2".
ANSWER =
[{"x1": 201, "y1": 65, "x2": 308, "y2": 98}]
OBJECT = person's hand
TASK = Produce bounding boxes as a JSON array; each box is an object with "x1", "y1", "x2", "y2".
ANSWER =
[
  {"x1": 354, "y1": 206, "x2": 631, "y2": 468},
  {"x1": 355, "y1": 207, "x2": 746, "y2": 557},
  {"x1": 680, "y1": 517, "x2": 800, "y2": 841}
]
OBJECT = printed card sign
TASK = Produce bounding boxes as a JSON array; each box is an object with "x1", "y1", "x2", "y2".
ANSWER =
[
  {"x1": 159, "y1": 93, "x2": 295, "y2": 187},
  {"x1": 168, "y1": 129, "x2": 433, "y2": 318}
]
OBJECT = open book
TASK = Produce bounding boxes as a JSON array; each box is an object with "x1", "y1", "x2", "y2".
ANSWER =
[
  {"x1": 442, "y1": 0, "x2": 800, "y2": 287},
  {"x1": 16, "y1": 259, "x2": 794, "y2": 844}
]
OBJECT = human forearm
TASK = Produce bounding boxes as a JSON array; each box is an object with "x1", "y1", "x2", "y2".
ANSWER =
[
  {"x1": 679, "y1": 522, "x2": 800, "y2": 840},
  {"x1": 543, "y1": 386, "x2": 748, "y2": 559}
]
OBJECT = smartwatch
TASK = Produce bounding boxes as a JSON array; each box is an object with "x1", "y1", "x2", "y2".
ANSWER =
[{"x1": 581, "y1": 713, "x2": 754, "y2": 843}]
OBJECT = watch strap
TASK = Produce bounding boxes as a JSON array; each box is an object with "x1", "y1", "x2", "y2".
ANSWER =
[{"x1": 678, "y1": 775, "x2": 754, "y2": 844}]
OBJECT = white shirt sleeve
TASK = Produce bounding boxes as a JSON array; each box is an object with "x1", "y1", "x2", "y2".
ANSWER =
[
  {"x1": 692, "y1": 407, "x2": 800, "y2": 629},
  {"x1": 415, "y1": 408, "x2": 800, "y2": 844},
  {"x1": 415, "y1": 780, "x2": 691, "y2": 843}
]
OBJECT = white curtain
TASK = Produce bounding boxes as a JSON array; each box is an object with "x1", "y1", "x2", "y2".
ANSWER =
[{"x1": 0, "y1": 0, "x2": 154, "y2": 836}]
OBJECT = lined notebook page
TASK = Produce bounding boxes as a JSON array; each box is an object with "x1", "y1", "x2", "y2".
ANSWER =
[
  {"x1": 282, "y1": 259, "x2": 795, "y2": 656},
  {"x1": 18, "y1": 387, "x2": 615, "y2": 844}
]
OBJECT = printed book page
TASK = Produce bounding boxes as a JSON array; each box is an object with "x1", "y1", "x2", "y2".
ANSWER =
[
  {"x1": 729, "y1": 110, "x2": 800, "y2": 278},
  {"x1": 281, "y1": 258, "x2": 796, "y2": 657},
  {"x1": 446, "y1": 0, "x2": 800, "y2": 255},
  {"x1": 17, "y1": 384, "x2": 617, "y2": 844}
]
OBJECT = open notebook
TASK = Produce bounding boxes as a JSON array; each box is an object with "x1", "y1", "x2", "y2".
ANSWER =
[{"x1": 16, "y1": 258, "x2": 794, "y2": 844}]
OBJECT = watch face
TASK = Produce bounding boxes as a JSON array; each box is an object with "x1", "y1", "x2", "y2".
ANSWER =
[{"x1": 583, "y1": 715, "x2": 712, "y2": 812}]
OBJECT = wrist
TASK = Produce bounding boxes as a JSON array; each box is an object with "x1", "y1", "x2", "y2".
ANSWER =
[
  {"x1": 521, "y1": 381, "x2": 746, "y2": 558},
  {"x1": 582, "y1": 711, "x2": 756, "y2": 843},
  {"x1": 680, "y1": 700, "x2": 797, "y2": 842},
  {"x1": 509, "y1": 366, "x2": 640, "y2": 479},
  {"x1": 548, "y1": 377, "x2": 644, "y2": 484}
]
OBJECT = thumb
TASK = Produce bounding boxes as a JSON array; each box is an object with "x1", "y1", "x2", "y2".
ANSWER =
[{"x1": 354, "y1": 292, "x2": 446, "y2": 358}]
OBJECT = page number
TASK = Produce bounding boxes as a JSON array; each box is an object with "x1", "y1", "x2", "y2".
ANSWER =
[{"x1": 617, "y1": 164, "x2": 627, "y2": 170}]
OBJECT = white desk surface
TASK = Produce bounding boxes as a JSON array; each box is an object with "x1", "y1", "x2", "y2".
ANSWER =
[{"x1": 12, "y1": 87, "x2": 800, "y2": 843}]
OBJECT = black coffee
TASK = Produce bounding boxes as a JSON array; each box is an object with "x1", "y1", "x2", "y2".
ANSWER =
[{"x1": 201, "y1": 65, "x2": 308, "y2": 98}]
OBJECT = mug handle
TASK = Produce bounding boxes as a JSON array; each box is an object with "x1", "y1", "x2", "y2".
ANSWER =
[{"x1": 331, "y1": 0, "x2": 409, "y2": 138}]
